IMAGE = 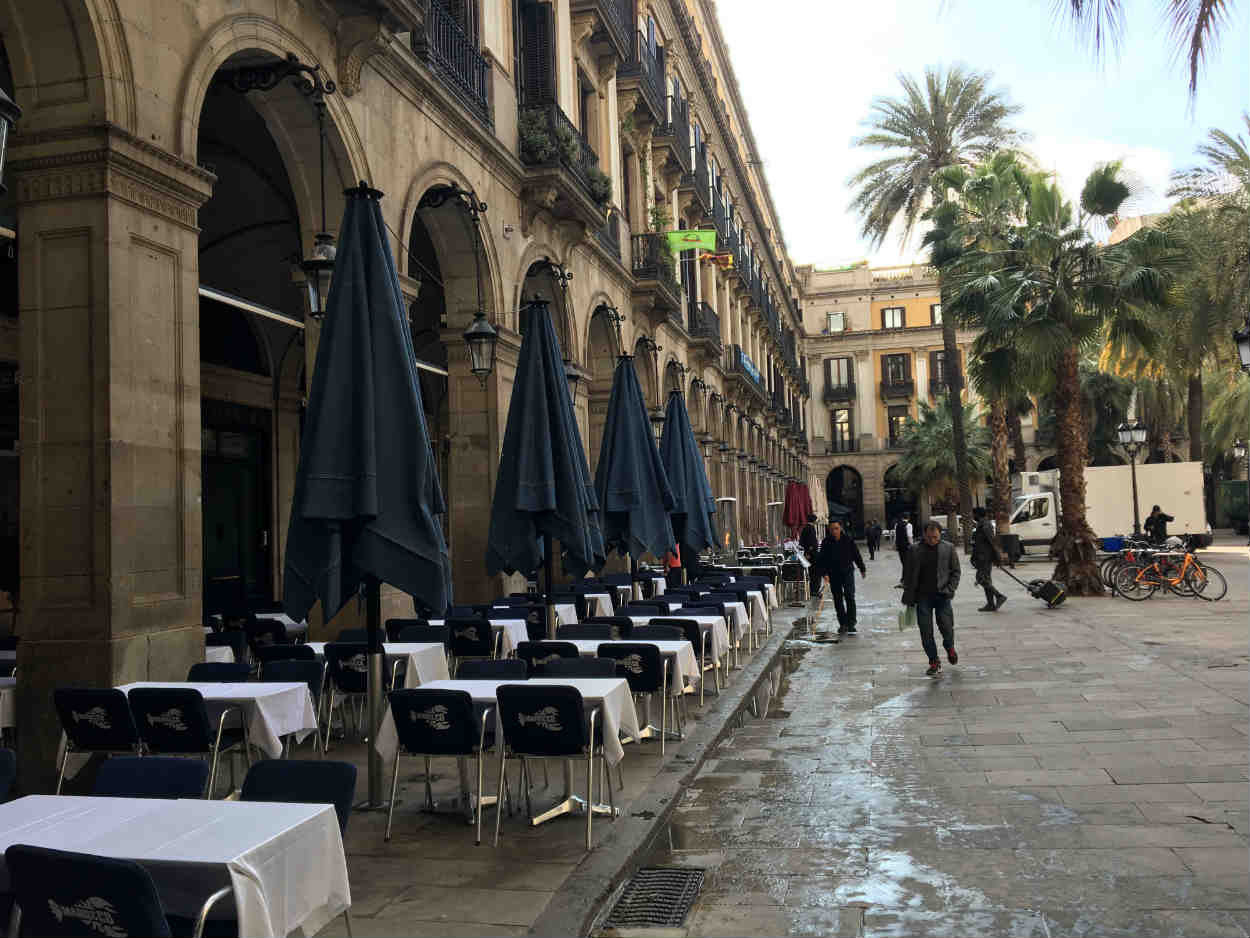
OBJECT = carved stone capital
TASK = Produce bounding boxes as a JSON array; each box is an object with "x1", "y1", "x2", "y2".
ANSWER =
[
  {"x1": 337, "y1": 15, "x2": 394, "y2": 97},
  {"x1": 597, "y1": 55, "x2": 618, "y2": 85}
]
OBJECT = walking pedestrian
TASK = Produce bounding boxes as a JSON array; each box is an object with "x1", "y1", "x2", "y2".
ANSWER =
[
  {"x1": 971, "y1": 506, "x2": 1007, "y2": 611},
  {"x1": 865, "y1": 519, "x2": 882, "y2": 559},
  {"x1": 1144, "y1": 505, "x2": 1174, "y2": 544},
  {"x1": 799, "y1": 513, "x2": 821, "y2": 598},
  {"x1": 901, "y1": 521, "x2": 962, "y2": 676},
  {"x1": 894, "y1": 513, "x2": 912, "y2": 585},
  {"x1": 818, "y1": 519, "x2": 867, "y2": 635}
]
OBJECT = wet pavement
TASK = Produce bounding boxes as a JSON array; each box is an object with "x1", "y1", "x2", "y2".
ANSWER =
[{"x1": 635, "y1": 542, "x2": 1250, "y2": 937}]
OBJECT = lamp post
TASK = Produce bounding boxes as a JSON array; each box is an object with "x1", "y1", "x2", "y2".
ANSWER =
[
  {"x1": 1117, "y1": 420, "x2": 1148, "y2": 536},
  {"x1": 1234, "y1": 320, "x2": 1250, "y2": 373},
  {"x1": 1235, "y1": 439, "x2": 1249, "y2": 544},
  {"x1": 650, "y1": 407, "x2": 665, "y2": 444}
]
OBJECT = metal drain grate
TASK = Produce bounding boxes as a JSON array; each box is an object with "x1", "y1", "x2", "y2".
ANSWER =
[{"x1": 604, "y1": 867, "x2": 705, "y2": 928}]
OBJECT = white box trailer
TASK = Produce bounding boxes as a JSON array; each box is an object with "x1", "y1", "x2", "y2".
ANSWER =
[{"x1": 1010, "y1": 462, "x2": 1206, "y2": 548}]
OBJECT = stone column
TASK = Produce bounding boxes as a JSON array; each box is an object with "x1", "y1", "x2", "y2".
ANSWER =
[
  {"x1": 855, "y1": 353, "x2": 875, "y2": 447},
  {"x1": 12, "y1": 127, "x2": 214, "y2": 791}
]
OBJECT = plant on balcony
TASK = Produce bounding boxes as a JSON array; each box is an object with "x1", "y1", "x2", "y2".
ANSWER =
[
  {"x1": 586, "y1": 167, "x2": 613, "y2": 206},
  {"x1": 518, "y1": 108, "x2": 556, "y2": 164},
  {"x1": 555, "y1": 122, "x2": 580, "y2": 165},
  {"x1": 649, "y1": 203, "x2": 671, "y2": 233}
]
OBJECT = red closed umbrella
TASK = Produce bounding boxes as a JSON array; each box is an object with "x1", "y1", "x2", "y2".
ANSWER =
[{"x1": 783, "y1": 482, "x2": 809, "y2": 538}]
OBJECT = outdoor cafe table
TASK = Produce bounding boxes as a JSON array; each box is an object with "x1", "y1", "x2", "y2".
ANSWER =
[
  {"x1": 374, "y1": 677, "x2": 642, "y2": 767},
  {"x1": 116, "y1": 681, "x2": 318, "y2": 759},
  {"x1": 205, "y1": 645, "x2": 235, "y2": 664},
  {"x1": 0, "y1": 676, "x2": 12, "y2": 730},
  {"x1": 626, "y1": 614, "x2": 731, "y2": 667},
  {"x1": 0, "y1": 795, "x2": 349, "y2": 938},
  {"x1": 256, "y1": 612, "x2": 308, "y2": 640},
  {"x1": 305, "y1": 641, "x2": 449, "y2": 686},
  {"x1": 583, "y1": 592, "x2": 614, "y2": 616},
  {"x1": 428, "y1": 618, "x2": 528, "y2": 655},
  {"x1": 565, "y1": 639, "x2": 700, "y2": 694}
]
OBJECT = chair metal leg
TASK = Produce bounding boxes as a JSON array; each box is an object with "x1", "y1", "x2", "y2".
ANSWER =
[
  {"x1": 605, "y1": 754, "x2": 616, "y2": 820},
  {"x1": 492, "y1": 748, "x2": 507, "y2": 847},
  {"x1": 385, "y1": 748, "x2": 402, "y2": 842},
  {"x1": 585, "y1": 740, "x2": 594, "y2": 850},
  {"x1": 343, "y1": 909, "x2": 354, "y2": 938},
  {"x1": 55, "y1": 734, "x2": 69, "y2": 795},
  {"x1": 423, "y1": 756, "x2": 434, "y2": 810},
  {"x1": 475, "y1": 749, "x2": 485, "y2": 845}
]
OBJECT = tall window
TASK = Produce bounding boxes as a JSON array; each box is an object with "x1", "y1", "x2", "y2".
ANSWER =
[
  {"x1": 930, "y1": 303, "x2": 942, "y2": 325},
  {"x1": 831, "y1": 408, "x2": 853, "y2": 452},
  {"x1": 882, "y1": 306, "x2": 904, "y2": 329},
  {"x1": 515, "y1": 0, "x2": 555, "y2": 106},
  {"x1": 930, "y1": 350, "x2": 947, "y2": 385},
  {"x1": 826, "y1": 311, "x2": 845, "y2": 333},
  {"x1": 883, "y1": 353, "x2": 911, "y2": 385},
  {"x1": 888, "y1": 405, "x2": 910, "y2": 447},
  {"x1": 825, "y1": 357, "x2": 853, "y2": 388}
]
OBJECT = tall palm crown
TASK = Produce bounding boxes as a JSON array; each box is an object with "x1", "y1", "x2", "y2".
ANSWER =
[{"x1": 848, "y1": 65, "x2": 1024, "y2": 246}]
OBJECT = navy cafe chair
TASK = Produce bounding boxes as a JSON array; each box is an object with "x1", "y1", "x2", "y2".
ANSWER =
[
  {"x1": 126, "y1": 687, "x2": 250, "y2": 799},
  {"x1": 92, "y1": 756, "x2": 210, "y2": 799},
  {"x1": 52, "y1": 688, "x2": 142, "y2": 794}
]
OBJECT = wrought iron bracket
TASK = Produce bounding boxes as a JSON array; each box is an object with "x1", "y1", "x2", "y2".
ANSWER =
[{"x1": 215, "y1": 52, "x2": 337, "y2": 104}]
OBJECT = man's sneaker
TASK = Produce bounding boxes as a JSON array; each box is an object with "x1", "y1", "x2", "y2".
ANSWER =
[
  {"x1": 836, "y1": 625, "x2": 847, "y2": 635},
  {"x1": 994, "y1": 593, "x2": 1008, "y2": 610},
  {"x1": 925, "y1": 660, "x2": 942, "y2": 677},
  {"x1": 846, "y1": 624, "x2": 857, "y2": 634},
  {"x1": 977, "y1": 603, "x2": 995, "y2": 612},
  {"x1": 946, "y1": 647, "x2": 958, "y2": 665}
]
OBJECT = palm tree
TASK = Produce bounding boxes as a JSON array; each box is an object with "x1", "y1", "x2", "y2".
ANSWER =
[
  {"x1": 849, "y1": 65, "x2": 1023, "y2": 549},
  {"x1": 896, "y1": 398, "x2": 991, "y2": 534},
  {"x1": 945, "y1": 163, "x2": 1182, "y2": 593},
  {"x1": 1051, "y1": 0, "x2": 1238, "y2": 97}
]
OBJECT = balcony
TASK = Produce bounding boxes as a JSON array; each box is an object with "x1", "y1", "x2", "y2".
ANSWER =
[
  {"x1": 596, "y1": 208, "x2": 622, "y2": 261},
  {"x1": 726, "y1": 344, "x2": 768, "y2": 405},
  {"x1": 570, "y1": 0, "x2": 631, "y2": 62},
  {"x1": 631, "y1": 233, "x2": 682, "y2": 323},
  {"x1": 518, "y1": 101, "x2": 607, "y2": 230},
  {"x1": 678, "y1": 143, "x2": 712, "y2": 219},
  {"x1": 928, "y1": 377, "x2": 949, "y2": 399},
  {"x1": 617, "y1": 33, "x2": 665, "y2": 126},
  {"x1": 880, "y1": 379, "x2": 915, "y2": 401},
  {"x1": 652, "y1": 96, "x2": 692, "y2": 180},
  {"x1": 823, "y1": 383, "x2": 856, "y2": 405},
  {"x1": 828, "y1": 437, "x2": 858, "y2": 455},
  {"x1": 410, "y1": 0, "x2": 492, "y2": 126},
  {"x1": 690, "y1": 301, "x2": 723, "y2": 364}
]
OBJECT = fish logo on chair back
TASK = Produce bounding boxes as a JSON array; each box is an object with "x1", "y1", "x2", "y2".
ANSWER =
[
  {"x1": 516, "y1": 707, "x2": 563, "y2": 731},
  {"x1": 345, "y1": 653, "x2": 368, "y2": 672},
  {"x1": 71, "y1": 707, "x2": 112, "y2": 730},
  {"x1": 146, "y1": 708, "x2": 187, "y2": 732},
  {"x1": 535, "y1": 653, "x2": 560, "y2": 667},
  {"x1": 454, "y1": 627, "x2": 479, "y2": 642},
  {"x1": 412, "y1": 705, "x2": 451, "y2": 730},
  {"x1": 620, "y1": 653, "x2": 644, "y2": 674},
  {"x1": 47, "y1": 896, "x2": 128, "y2": 937}
]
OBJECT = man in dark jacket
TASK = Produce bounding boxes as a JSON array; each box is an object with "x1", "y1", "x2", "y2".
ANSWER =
[
  {"x1": 865, "y1": 519, "x2": 882, "y2": 559},
  {"x1": 818, "y1": 519, "x2": 867, "y2": 635},
  {"x1": 798, "y1": 513, "x2": 821, "y2": 597},
  {"x1": 1144, "y1": 505, "x2": 1173, "y2": 544},
  {"x1": 902, "y1": 521, "x2": 962, "y2": 676},
  {"x1": 971, "y1": 506, "x2": 1007, "y2": 612},
  {"x1": 894, "y1": 514, "x2": 912, "y2": 584}
]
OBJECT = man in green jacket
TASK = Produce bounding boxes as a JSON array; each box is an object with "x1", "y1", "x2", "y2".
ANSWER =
[{"x1": 902, "y1": 521, "x2": 962, "y2": 676}]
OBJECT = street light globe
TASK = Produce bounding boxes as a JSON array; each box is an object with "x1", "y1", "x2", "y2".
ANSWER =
[
  {"x1": 1235, "y1": 321, "x2": 1250, "y2": 373},
  {"x1": 1130, "y1": 421, "x2": 1148, "y2": 445},
  {"x1": 463, "y1": 310, "x2": 499, "y2": 387},
  {"x1": 1235, "y1": 438, "x2": 1246, "y2": 461}
]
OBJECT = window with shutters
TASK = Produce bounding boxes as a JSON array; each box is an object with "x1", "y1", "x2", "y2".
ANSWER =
[
  {"x1": 515, "y1": 0, "x2": 555, "y2": 107},
  {"x1": 825, "y1": 357, "x2": 852, "y2": 387},
  {"x1": 930, "y1": 350, "x2": 947, "y2": 385},
  {"x1": 930, "y1": 303, "x2": 942, "y2": 324},
  {"x1": 831, "y1": 408, "x2": 854, "y2": 452},
  {"x1": 882, "y1": 306, "x2": 904, "y2": 330},
  {"x1": 883, "y1": 353, "x2": 911, "y2": 386},
  {"x1": 888, "y1": 405, "x2": 910, "y2": 448}
]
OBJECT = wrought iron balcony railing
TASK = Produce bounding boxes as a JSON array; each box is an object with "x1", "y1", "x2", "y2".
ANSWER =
[
  {"x1": 692, "y1": 301, "x2": 722, "y2": 349},
  {"x1": 727, "y1": 344, "x2": 767, "y2": 402},
  {"x1": 828, "y1": 437, "x2": 858, "y2": 454},
  {"x1": 823, "y1": 383, "x2": 856, "y2": 404},
  {"x1": 618, "y1": 32, "x2": 664, "y2": 123},
  {"x1": 654, "y1": 96, "x2": 692, "y2": 175},
  {"x1": 880, "y1": 379, "x2": 916, "y2": 400},
  {"x1": 681, "y1": 143, "x2": 712, "y2": 216},
  {"x1": 596, "y1": 208, "x2": 622, "y2": 260},
  {"x1": 411, "y1": 0, "x2": 492, "y2": 126},
  {"x1": 631, "y1": 233, "x2": 680, "y2": 291},
  {"x1": 518, "y1": 100, "x2": 600, "y2": 199}
]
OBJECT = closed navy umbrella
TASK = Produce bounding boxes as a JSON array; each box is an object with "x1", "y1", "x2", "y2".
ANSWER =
[
  {"x1": 595, "y1": 357, "x2": 676, "y2": 590},
  {"x1": 487, "y1": 298, "x2": 604, "y2": 633},
  {"x1": 283, "y1": 183, "x2": 450, "y2": 803},
  {"x1": 659, "y1": 390, "x2": 718, "y2": 582}
]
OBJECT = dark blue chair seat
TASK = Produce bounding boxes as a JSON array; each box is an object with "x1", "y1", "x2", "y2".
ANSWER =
[{"x1": 92, "y1": 756, "x2": 209, "y2": 799}]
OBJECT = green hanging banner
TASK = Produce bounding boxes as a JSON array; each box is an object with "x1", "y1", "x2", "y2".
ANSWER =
[{"x1": 666, "y1": 229, "x2": 716, "y2": 254}]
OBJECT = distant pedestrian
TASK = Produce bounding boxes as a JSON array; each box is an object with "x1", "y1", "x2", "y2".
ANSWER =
[
  {"x1": 799, "y1": 513, "x2": 821, "y2": 598},
  {"x1": 865, "y1": 519, "x2": 882, "y2": 559},
  {"x1": 1144, "y1": 505, "x2": 1174, "y2": 544},
  {"x1": 894, "y1": 514, "x2": 912, "y2": 585},
  {"x1": 902, "y1": 521, "x2": 962, "y2": 676},
  {"x1": 818, "y1": 520, "x2": 867, "y2": 635},
  {"x1": 971, "y1": 506, "x2": 1007, "y2": 612}
]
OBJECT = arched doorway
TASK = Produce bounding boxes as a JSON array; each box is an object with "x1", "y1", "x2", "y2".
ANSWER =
[
  {"x1": 586, "y1": 305, "x2": 621, "y2": 472},
  {"x1": 1037, "y1": 455, "x2": 1058, "y2": 472},
  {"x1": 884, "y1": 463, "x2": 917, "y2": 528},
  {"x1": 826, "y1": 466, "x2": 864, "y2": 538}
]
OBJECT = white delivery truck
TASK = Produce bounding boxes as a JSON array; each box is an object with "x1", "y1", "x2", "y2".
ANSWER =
[{"x1": 1008, "y1": 462, "x2": 1207, "y2": 553}]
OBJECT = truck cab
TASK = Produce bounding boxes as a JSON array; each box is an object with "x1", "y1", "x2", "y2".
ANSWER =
[{"x1": 1009, "y1": 492, "x2": 1057, "y2": 548}]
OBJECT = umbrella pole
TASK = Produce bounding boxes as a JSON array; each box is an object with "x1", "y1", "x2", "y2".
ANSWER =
[
  {"x1": 364, "y1": 574, "x2": 387, "y2": 809},
  {"x1": 630, "y1": 555, "x2": 641, "y2": 603},
  {"x1": 544, "y1": 534, "x2": 557, "y2": 640}
]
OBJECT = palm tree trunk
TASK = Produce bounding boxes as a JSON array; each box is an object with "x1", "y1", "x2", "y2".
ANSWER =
[
  {"x1": 941, "y1": 312, "x2": 974, "y2": 550},
  {"x1": 1051, "y1": 345, "x2": 1103, "y2": 594},
  {"x1": 989, "y1": 397, "x2": 1012, "y2": 534},
  {"x1": 1187, "y1": 373, "x2": 1203, "y2": 462},
  {"x1": 1008, "y1": 407, "x2": 1027, "y2": 470}
]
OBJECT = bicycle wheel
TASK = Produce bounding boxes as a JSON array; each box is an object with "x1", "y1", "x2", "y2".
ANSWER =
[
  {"x1": 1161, "y1": 559, "x2": 1194, "y2": 596},
  {"x1": 1114, "y1": 564, "x2": 1155, "y2": 601},
  {"x1": 1101, "y1": 556, "x2": 1124, "y2": 591},
  {"x1": 1189, "y1": 563, "x2": 1228, "y2": 602}
]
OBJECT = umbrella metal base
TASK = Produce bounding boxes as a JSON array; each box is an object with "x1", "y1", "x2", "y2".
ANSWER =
[{"x1": 530, "y1": 795, "x2": 618, "y2": 826}]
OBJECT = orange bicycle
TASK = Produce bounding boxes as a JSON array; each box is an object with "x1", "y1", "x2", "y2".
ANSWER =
[{"x1": 1113, "y1": 550, "x2": 1227, "y2": 601}]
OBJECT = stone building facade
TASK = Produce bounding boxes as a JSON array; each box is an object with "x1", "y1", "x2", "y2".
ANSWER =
[
  {"x1": 0, "y1": 0, "x2": 808, "y2": 787},
  {"x1": 797, "y1": 262, "x2": 1044, "y2": 535}
]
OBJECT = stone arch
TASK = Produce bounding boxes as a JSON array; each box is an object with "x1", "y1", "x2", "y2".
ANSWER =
[
  {"x1": 1037, "y1": 454, "x2": 1058, "y2": 472},
  {"x1": 632, "y1": 335, "x2": 658, "y2": 407},
  {"x1": 0, "y1": 0, "x2": 135, "y2": 133},
  {"x1": 514, "y1": 245, "x2": 574, "y2": 353},
  {"x1": 581, "y1": 292, "x2": 622, "y2": 365},
  {"x1": 586, "y1": 303, "x2": 622, "y2": 472},
  {"x1": 826, "y1": 465, "x2": 864, "y2": 537},
  {"x1": 883, "y1": 462, "x2": 917, "y2": 527}
]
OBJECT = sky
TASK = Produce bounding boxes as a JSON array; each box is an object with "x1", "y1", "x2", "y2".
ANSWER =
[{"x1": 715, "y1": 0, "x2": 1250, "y2": 268}]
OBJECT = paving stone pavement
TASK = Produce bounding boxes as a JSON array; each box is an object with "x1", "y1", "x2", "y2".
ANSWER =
[{"x1": 636, "y1": 540, "x2": 1249, "y2": 938}]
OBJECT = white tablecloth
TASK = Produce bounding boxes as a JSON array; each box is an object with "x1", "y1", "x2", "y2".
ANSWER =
[
  {"x1": 256, "y1": 613, "x2": 308, "y2": 639},
  {"x1": 764, "y1": 584, "x2": 778, "y2": 609},
  {"x1": 376, "y1": 677, "x2": 641, "y2": 766},
  {"x1": 305, "y1": 642, "x2": 449, "y2": 687},
  {"x1": 205, "y1": 645, "x2": 235, "y2": 664},
  {"x1": 583, "y1": 593, "x2": 613, "y2": 616},
  {"x1": 626, "y1": 614, "x2": 730, "y2": 664},
  {"x1": 428, "y1": 618, "x2": 529, "y2": 655},
  {"x1": 0, "y1": 795, "x2": 349, "y2": 938},
  {"x1": 554, "y1": 603, "x2": 578, "y2": 625},
  {"x1": 650, "y1": 577, "x2": 667, "y2": 596},
  {"x1": 611, "y1": 584, "x2": 631, "y2": 607},
  {"x1": 745, "y1": 590, "x2": 770, "y2": 629},
  {"x1": 0, "y1": 676, "x2": 13, "y2": 729},
  {"x1": 118, "y1": 682, "x2": 318, "y2": 758},
  {"x1": 0, "y1": 649, "x2": 15, "y2": 662},
  {"x1": 566, "y1": 639, "x2": 700, "y2": 693},
  {"x1": 721, "y1": 601, "x2": 749, "y2": 639}
]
